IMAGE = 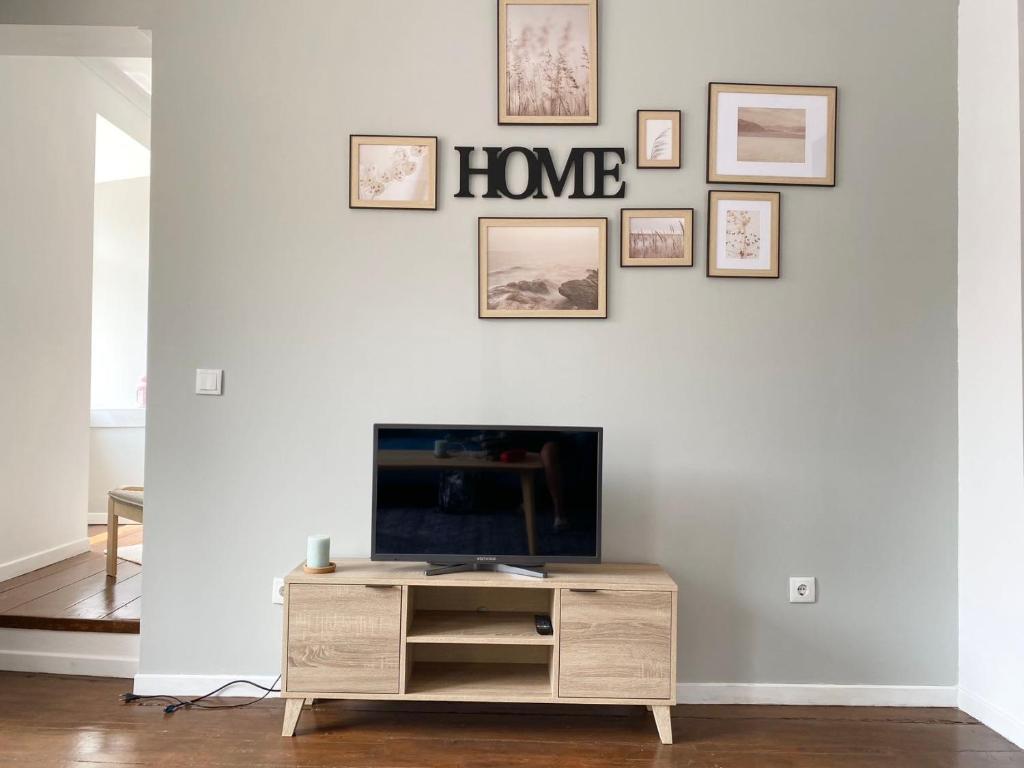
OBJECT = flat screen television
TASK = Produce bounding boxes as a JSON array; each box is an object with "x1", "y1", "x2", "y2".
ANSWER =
[{"x1": 371, "y1": 424, "x2": 602, "y2": 569}]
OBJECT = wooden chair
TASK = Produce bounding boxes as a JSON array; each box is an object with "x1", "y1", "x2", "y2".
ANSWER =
[{"x1": 106, "y1": 486, "x2": 144, "y2": 578}]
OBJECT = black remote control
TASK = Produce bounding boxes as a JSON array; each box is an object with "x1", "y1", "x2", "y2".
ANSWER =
[{"x1": 534, "y1": 614, "x2": 553, "y2": 636}]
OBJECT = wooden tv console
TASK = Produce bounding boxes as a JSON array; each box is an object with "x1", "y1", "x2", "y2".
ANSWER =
[{"x1": 280, "y1": 559, "x2": 678, "y2": 743}]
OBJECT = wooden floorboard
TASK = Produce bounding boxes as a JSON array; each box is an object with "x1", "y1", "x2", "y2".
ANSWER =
[
  {"x1": 0, "y1": 526, "x2": 142, "y2": 634},
  {"x1": 0, "y1": 672, "x2": 1020, "y2": 768}
]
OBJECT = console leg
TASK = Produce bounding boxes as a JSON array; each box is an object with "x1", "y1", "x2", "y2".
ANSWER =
[
  {"x1": 281, "y1": 698, "x2": 303, "y2": 737},
  {"x1": 651, "y1": 705, "x2": 673, "y2": 745}
]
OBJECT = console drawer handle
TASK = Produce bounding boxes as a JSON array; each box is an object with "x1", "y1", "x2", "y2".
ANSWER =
[
  {"x1": 364, "y1": 584, "x2": 397, "y2": 588},
  {"x1": 569, "y1": 588, "x2": 599, "y2": 593}
]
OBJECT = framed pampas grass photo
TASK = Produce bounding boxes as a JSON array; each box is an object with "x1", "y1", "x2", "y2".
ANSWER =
[
  {"x1": 636, "y1": 110, "x2": 681, "y2": 169},
  {"x1": 498, "y1": 0, "x2": 598, "y2": 125}
]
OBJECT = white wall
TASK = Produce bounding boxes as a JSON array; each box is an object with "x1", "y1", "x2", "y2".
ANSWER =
[
  {"x1": 137, "y1": 0, "x2": 958, "y2": 693},
  {"x1": 89, "y1": 427, "x2": 145, "y2": 520},
  {"x1": 957, "y1": 0, "x2": 1024, "y2": 748},
  {"x1": 0, "y1": 52, "x2": 148, "y2": 580}
]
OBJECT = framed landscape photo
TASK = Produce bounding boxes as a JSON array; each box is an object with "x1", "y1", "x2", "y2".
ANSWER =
[
  {"x1": 620, "y1": 208, "x2": 693, "y2": 267},
  {"x1": 707, "y1": 83, "x2": 837, "y2": 186},
  {"x1": 707, "y1": 190, "x2": 780, "y2": 278},
  {"x1": 349, "y1": 135, "x2": 437, "y2": 210},
  {"x1": 636, "y1": 110, "x2": 681, "y2": 169},
  {"x1": 498, "y1": 0, "x2": 598, "y2": 125},
  {"x1": 479, "y1": 217, "x2": 607, "y2": 318}
]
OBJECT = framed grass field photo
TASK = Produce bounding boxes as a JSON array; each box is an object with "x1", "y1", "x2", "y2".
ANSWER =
[
  {"x1": 707, "y1": 83, "x2": 837, "y2": 186},
  {"x1": 498, "y1": 0, "x2": 599, "y2": 125},
  {"x1": 479, "y1": 217, "x2": 608, "y2": 318},
  {"x1": 620, "y1": 209, "x2": 693, "y2": 267}
]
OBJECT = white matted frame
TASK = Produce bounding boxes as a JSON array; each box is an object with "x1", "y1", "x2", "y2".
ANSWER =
[
  {"x1": 707, "y1": 83, "x2": 836, "y2": 186},
  {"x1": 498, "y1": 0, "x2": 599, "y2": 125},
  {"x1": 349, "y1": 135, "x2": 438, "y2": 210},
  {"x1": 707, "y1": 190, "x2": 781, "y2": 278},
  {"x1": 479, "y1": 217, "x2": 608, "y2": 318}
]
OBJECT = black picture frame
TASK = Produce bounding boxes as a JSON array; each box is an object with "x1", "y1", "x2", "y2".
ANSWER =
[
  {"x1": 635, "y1": 109, "x2": 682, "y2": 169},
  {"x1": 706, "y1": 189, "x2": 782, "y2": 279}
]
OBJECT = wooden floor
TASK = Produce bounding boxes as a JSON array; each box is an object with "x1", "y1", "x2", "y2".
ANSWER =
[
  {"x1": 0, "y1": 525, "x2": 142, "y2": 633},
  {"x1": 0, "y1": 672, "x2": 1020, "y2": 767}
]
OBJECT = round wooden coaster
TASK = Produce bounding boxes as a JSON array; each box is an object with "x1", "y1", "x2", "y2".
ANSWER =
[{"x1": 303, "y1": 562, "x2": 337, "y2": 574}]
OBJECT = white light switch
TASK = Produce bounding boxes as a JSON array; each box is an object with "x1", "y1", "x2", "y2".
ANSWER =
[{"x1": 195, "y1": 368, "x2": 223, "y2": 395}]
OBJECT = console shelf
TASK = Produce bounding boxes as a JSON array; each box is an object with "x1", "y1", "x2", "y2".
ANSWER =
[
  {"x1": 281, "y1": 559, "x2": 677, "y2": 744},
  {"x1": 407, "y1": 610, "x2": 553, "y2": 645},
  {"x1": 406, "y1": 661, "x2": 552, "y2": 699}
]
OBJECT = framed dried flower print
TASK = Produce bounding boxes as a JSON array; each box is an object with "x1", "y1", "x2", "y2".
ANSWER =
[
  {"x1": 707, "y1": 190, "x2": 780, "y2": 278},
  {"x1": 479, "y1": 217, "x2": 607, "y2": 318},
  {"x1": 620, "y1": 209, "x2": 693, "y2": 267},
  {"x1": 498, "y1": 0, "x2": 598, "y2": 125},
  {"x1": 349, "y1": 135, "x2": 437, "y2": 210},
  {"x1": 707, "y1": 83, "x2": 837, "y2": 186},
  {"x1": 636, "y1": 110, "x2": 681, "y2": 169}
]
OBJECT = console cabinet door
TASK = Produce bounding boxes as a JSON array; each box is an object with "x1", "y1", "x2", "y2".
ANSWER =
[
  {"x1": 286, "y1": 584, "x2": 402, "y2": 693},
  {"x1": 558, "y1": 589, "x2": 673, "y2": 699}
]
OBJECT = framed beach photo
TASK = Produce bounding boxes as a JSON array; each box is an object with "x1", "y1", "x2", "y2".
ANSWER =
[
  {"x1": 498, "y1": 0, "x2": 598, "y2": 125},
  {"x1": 349, "y1": 135, "x2": 437, "y2": 210},
  {"x1": 479, "y1": 217, "x2": 607, "y2": 318},
  {"x1": 620, "y1": 209, "x2": 693, "y2": 267},
  {"x1": 636, "y1": 110, "x2": 681, "y2": 169},
  {"x1": 707, "y1": 190, "x2": 780, "y2": 278},
  {"x1": 707, "y1": 83, "x2": 837, "y2": 186}
]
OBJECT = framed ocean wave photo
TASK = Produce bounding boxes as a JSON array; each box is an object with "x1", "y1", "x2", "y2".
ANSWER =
[
  {"x1": 478, "y1": 217, "x2": 608, "y2": 318},
  {"x1": 349, "y1": 135, "x2": 437, "y2": 210},
  {"x1": 707, "y1": 83, "x2": 837, "y2": 186},
  {"x1": 498, "y1": 0, "x2": 598, "y2": 125}
]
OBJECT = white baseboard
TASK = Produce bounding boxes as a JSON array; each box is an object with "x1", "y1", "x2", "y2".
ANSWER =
[
  {"x1": 133, "y1": 675, "x2": 953, "y2": 707},
  {"x1": 676, "y1": 683, "x2": 957, "y2": 707},
  {"x1": 134, "y1": 674, "x2": 281, "y2": 697},
  {"x1": 0, "y1": 537, "x2": 90, "y2": 582},
  {"x1": 958, "y1": 686, "x2": 1024, "y2": 748},
  {"x1": 0, "y1": 629, "x2": 139, "y2": 678}
]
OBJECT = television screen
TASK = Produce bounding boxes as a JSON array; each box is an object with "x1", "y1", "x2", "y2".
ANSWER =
[{"x1": 371, "y1": 425, "x2": 602, "y2": 564}]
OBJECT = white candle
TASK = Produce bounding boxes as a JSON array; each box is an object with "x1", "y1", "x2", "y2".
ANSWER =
[{"x1": 307, "y1": 534, "x2": 330, "y2": 568}]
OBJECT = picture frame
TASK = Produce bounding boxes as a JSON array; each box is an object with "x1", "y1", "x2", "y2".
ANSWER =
[
  {"x1": 498, "y1": 0, "x2": 599, "y2": 125},
  {"x1": 636, "y1": 110, "x2": 681, "y2": 169},
  {"x1": 707, "y1": 190, "x2": 781, "y2": 278},
  {"x1": 479, "y1": 217, "x2": 607, "y2": 318},
  {"x1": 620, "y1": 208, "x2": 693, "y2": 267},
  {"x1": 707, "y1": 83, "x2": 837, "y2": 186},
  {"x1": 349, "y1": 135, "x2": 438, "y2": 210}
]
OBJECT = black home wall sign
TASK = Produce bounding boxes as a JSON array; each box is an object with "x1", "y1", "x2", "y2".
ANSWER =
[{"x1": 454, "y1": 146, "x2": 626, "y2": 199}]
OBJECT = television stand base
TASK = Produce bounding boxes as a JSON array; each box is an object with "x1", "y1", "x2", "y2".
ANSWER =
[{"x1": 424, "y1": 562, "x2": 547, "y2": 578}]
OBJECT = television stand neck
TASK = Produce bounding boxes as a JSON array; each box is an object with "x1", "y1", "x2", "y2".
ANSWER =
[{"x1": 424, "y1": 562, "x2": 547, "y2": 578}]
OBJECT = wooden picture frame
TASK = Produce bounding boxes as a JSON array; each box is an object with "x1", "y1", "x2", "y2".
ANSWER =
[
  {"x1": 349, "y1": 135, "x2": 437, "y2": 210},
  {"x1": 636, "y1": 110, "x2": 681, "y2": 169},
  {"x1": 620, "y1": 208, "x2": 693, "y2": 267},
  {"x1": 498, "y1": 0, "x2": 599, "y2": 125},
  {"x1": 707, "y1": 190, "x2": 780, "y2": 278},
  {"x1": 707, "y1": 83, "x2": 837, "y2": 186},
  {"x1": 479, "y1": 217, "x2": 607, "y2": 318}
]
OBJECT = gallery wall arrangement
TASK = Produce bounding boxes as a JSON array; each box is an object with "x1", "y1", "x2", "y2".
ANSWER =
[{"x1": 347, "y1": 0, "x2": 838, "y2": 308}]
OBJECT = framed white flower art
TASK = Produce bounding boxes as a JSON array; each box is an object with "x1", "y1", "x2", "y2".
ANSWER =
[
  {"x1": 349, "y1": 135, "x2": 438, "y2": 210},
  {"x1": 707, "y1": 190, "x2": 781, "y2": 278}
]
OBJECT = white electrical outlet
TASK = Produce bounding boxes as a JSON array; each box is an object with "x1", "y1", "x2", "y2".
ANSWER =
[
  {"x1": 271, "y1": 577, "x2": 285, "y2": 605},
  {"x1": 789, "y1": 576, "x2": 816, "y2": 603}
]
